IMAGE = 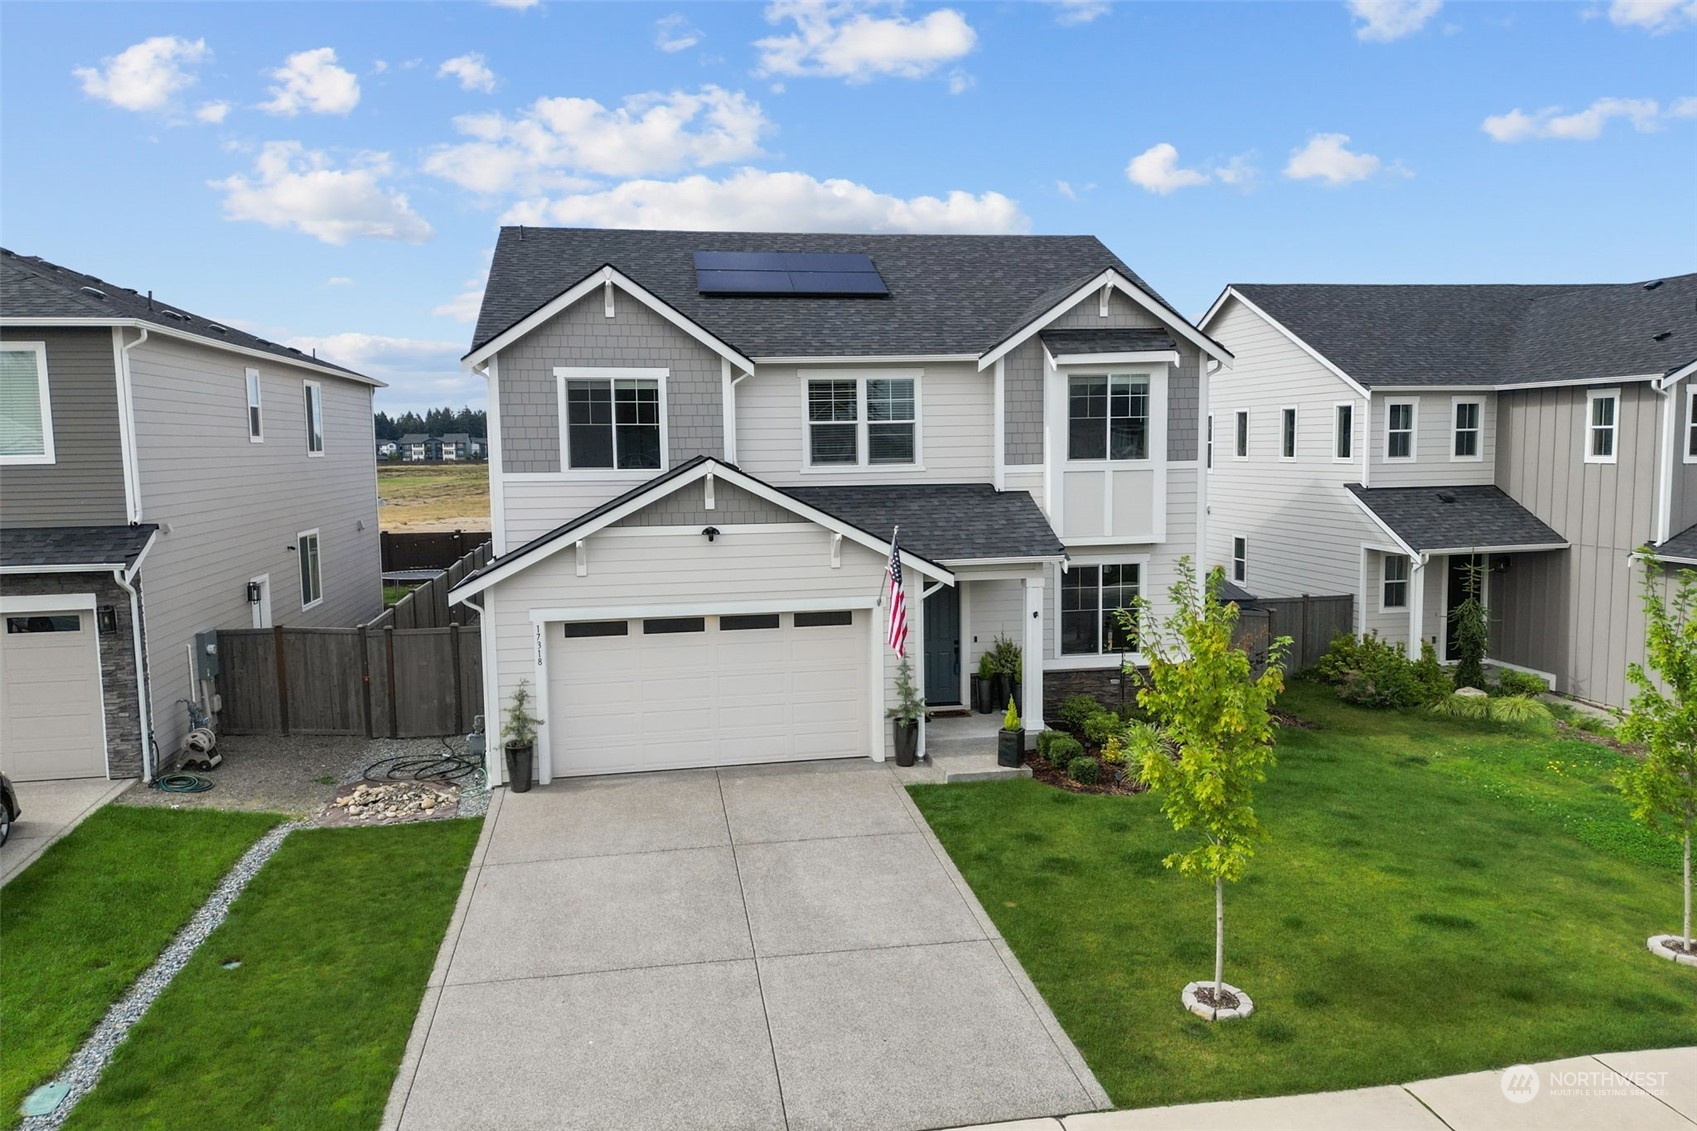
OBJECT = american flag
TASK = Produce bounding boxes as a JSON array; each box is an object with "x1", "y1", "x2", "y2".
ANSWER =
[{"x1": 885, "y1": 528, "x2": 908, "y2": 657}]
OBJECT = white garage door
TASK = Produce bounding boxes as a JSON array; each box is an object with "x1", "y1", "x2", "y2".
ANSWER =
[
  {"x1": 0, "y1": 609, "x2": 108, "y2": 781},
  {"x1": 547, "y1": 609, "x2": 869, "y2": 776}
]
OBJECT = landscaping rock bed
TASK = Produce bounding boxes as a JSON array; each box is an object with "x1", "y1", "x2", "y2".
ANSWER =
[
  {"x1": 1647, "y1": 934, "x2": 1697, "y2": 966},
  {"x1": 317, "y1": 780, "x2": 460, "y2": 827},
  {"x1": 1182, "y1": 980, "x2": 1254, "y2": 1021}
]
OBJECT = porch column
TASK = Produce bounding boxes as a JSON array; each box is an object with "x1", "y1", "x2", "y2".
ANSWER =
[
  {"x1": 1023, "y1": 575, "x2": 1046, "y2": 733},
  {"x1": 1407, "y1": 558, "x2": 1425, "y2": 660}
]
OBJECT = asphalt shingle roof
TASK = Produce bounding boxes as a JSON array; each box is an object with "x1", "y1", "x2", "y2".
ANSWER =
[
  {"x1": 1346, "y1": 485, "x2": 1565, "y2": 553},
  {"x1": 1655, "y1": 522, "x2": 1697, "y2": 564},
  {"x1": 0, "y1": 249, "x2": 375, "y2": 383},
  {"x1": 0, "y1": 524, "x2": 159, "y2": 570},
  {"x1": 788, "y1": 483, "x2": 1065, "y2": 563},
  {"x1": 1232, "y1": 275, "x2": 1697, "y2": 388},
  {"x1": 1038, "y1": 328, "x2": 1177, "y2": 356},
  {"x1": 472, "y1": 227, "x2": 1192, "y2": 359}
]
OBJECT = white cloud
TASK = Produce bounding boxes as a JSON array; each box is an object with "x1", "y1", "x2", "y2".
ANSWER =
[
  {"x1": 1215, "y1": 153, "x2": 1260, "y2": 187},
  {"x1": 755, "y1": 1, "x2": 977, "y2": 83},
  {"x1": 1052, "y1": 0, "x2": 1111, "y2": 25},
  {"x1": 324, "y1": 276, "x2": 354, "y2": 287},
  {"x1": 286, "y1": 332, "x2": 478, "y2": 411},
  {"x1": 423, "y1": 86, "x2": 771, "y2": 194},
  {"x1": 212, "y1": 141, "x2": 434, "y2": 244},
  {"x1": 946, "y1": 68, "x2": 974, "y2": 95},
  {"x1": 1481, "y1": 96, "x2": 1684, "y2": 140},
  {"x1": 438, "y1": 52, "x2": 497, "y2": 93},
  {"x1": 1125, "y1": 143, "x2": 1212, "y2": 194},
  {"x1": 1347, "y1": 0, "x2": 1443, "y2": 42},
  {"x1": 500, "y1": 167, "x2": 1028, "y2": 234},
  {"x1": 656, "y1": 13, "x2": 704, "y2": 52},
  {"x1": 73, "y1": 36, "x2": 207, "y2": 112},
  {"x1": 1055, "y1": 180, "x2": 1077, "y2": 200},
  {"x1": 1283, "y1": 133, "x2": 1399, "y2": 185},
  {"x1": 261, "y1": 47, "x2": 360, "y2": 116},
  {"x1": 490, "y1": 0, "x2": 540, "y2": 8},
  {"x1": 195, "y1": 100, "x2": 231, "y2": 124},
  {"x1": 1608, "y1": 0, "x2": 1697, "y2": 31}
]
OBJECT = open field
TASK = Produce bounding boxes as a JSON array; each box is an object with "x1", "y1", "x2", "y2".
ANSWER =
[{"x1": 376, "y1": 463, "x2": 490, "y2": 532}]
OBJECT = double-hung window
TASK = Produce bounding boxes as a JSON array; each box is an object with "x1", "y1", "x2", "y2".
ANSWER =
[
  {"x1": 1206, "y1": 414, "x2": 1214, "y2": 469},
  {"x1": 1233, "y1": 537, "x2": 1247, "y2": 583},
  {"x1": 1068, "y1": 373, "x2": 1149, "y2": 460},
  {"x1": 1586, "y1": 390, "x2": 1618, "y2": 464},
  {"x1": 297, "y1": 530, "x2": 323, "y2": 610},
  {"x1": 806, "y1": 375, "x2": 916, "y2": 467},
  {"x1": 565, "y1": 376, "x2": 662, "y2": 470},
  {"x1": 1234, "y1": 410, "x2": 1249, "y2": 459},
  {"x1": 1335, "y1": 403, "x2": 1354, "y2": 460},
  {"x1": 0, "y1": 341, "x2": 54, "y2": 464},
  {"x1": 1382, "y1": 554, "x2": 1409, "y2": 609},
  {"x1": 303, "y1": 381, "x2": 324, "y2": 455},
  {"x1": 1452, "y1": 400, "x2": 1481, "y2": 460},
  {"x1": 1060, "y1": 563, "x2": 1140, "y2": 655},
  {"x1": 1280, "y1": 407, "x2": 1297, "y2": 459},
  {"x1": 1386, "y1": 401, "x2": 1415, "y2": 460},
  {"x1": 246, "y1": 368, "x2": 263, "y2": 441},
  {"x1": 1687, "y1": 388, "x2": 1697, "y2": 463}
]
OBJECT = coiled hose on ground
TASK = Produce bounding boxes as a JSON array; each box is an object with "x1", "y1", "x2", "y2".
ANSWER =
[
  {"x1": 153, "y1": 772, "x2": 214, "y2": 793},
  {"x1": 363, "y1": 736, "x2": 482, "y2": 783}
]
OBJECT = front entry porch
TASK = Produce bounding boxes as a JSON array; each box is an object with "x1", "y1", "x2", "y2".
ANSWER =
[{"x1": 918, "y1": 571, "x2": 1049, "y2": 735}]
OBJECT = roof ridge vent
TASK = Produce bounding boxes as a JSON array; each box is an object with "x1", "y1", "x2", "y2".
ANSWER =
[
  {"x1": 161, "y1": 309, "x2": 187, "y2": 320},
  {"x1": 207, "y1": 323, "x2": 229, "y2": 334},
  {"x1": 1653, "y1": 330, "x2": 1673, "y2": 342},
  {"x1": 1436, "y1": 492, "x2": 1456, "y2": 504},
  {"x1": 79, "y1": 285, "x2": 107, "y2": 300},
  {"x1": 1645, "y1": 279, "x2": 1665, "y2": 290}
]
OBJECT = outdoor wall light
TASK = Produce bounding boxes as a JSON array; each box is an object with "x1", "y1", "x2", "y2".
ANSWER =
[
  {"x1": 97, "y1": 605, "x2": 118, "y2": 633},
  {"x1": 246, "y1": 581, "x2": 264, "y2": 603},
  {"x1": 702, "y1": 526, "x2": 720, "y2": 543}
]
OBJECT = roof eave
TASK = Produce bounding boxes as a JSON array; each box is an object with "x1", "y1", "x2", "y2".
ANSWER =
[{"x1": 0, "y1": 317, "x2": 383, "y2": 386}]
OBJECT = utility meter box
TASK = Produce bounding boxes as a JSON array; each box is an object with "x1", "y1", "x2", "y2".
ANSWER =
[{"x1": 194, "y1": 629, "x2": 221, "y2": 680}]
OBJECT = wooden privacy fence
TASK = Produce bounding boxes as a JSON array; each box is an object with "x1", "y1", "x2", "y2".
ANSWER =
[
  {"x1": 216, "y1": 623, "x2": 483, "y2": 738},
  {"x1": 381, "y1": 529, "x2": 491, "y2": 573},
  {"x1": 369, "y1": 543, "x2": 494, "y2": 630},
  {"x1": 1232, "y1": 594, "x2": 1354, "y2": 674}
]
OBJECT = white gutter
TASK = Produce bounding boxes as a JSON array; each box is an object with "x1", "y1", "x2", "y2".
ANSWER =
[
  {"x1": 112, "y1": 528, "x2": 159, "y2": 784},
  {"x1": 1656, "y1": 381, "x2": 1676, "y2": 545},
  {"x1": 117, "y1": 326, "x2": 149, "y2": 521},
  {"x1": 1, "y1": 317, "x2": 385, "y2": 386}
]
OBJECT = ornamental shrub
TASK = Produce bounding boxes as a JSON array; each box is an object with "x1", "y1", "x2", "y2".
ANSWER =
[
  {"x1": 1411, "y1": 640, "x2": 1453, "y2": 705},
  {"x1": 1045, "y1": 734, "x2": 1084, "y2": 766},
  {"x1": 1101, "y1": 735, "x2": 1126, "y2": 765},
  {"x1": 1082, "y1": 709, "x2": 1125, "y2": 748},
  {"x1": 1496, "y1": 668, "x2": 1549, "y2": 697},
  {"x1": 1055, "y1": 694, "x2": 1102, "y2": 734},
  {"x1": 1067, "y1": 756, "x2": 1101, "y2": 785}
]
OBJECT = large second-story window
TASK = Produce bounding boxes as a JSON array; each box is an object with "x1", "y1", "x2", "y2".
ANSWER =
[
  {"x1": 1452, "y1": 400, "x2": 1481, "y2": 459},
  {"x1": 806, "y1": 376, "x2": 915, "y2": 466},
  {"x1": 1386, "y1": 401, "x2": 1415, "y2": 460},
  {"x1": 1061, "y1": 563, "x2": 1140, "y2": 655},
  {"x1": 0, "y1": 342, "x2": 53, "y2": 464},
  {"x1": 566, "y1": 378, "x2": 661, "y2": 470},
  {"x1": 1586, "y1": 390, "x2": 1618, "y2": 464},
  {"x1": 1068, "y1": 374, "x2": 1149, "y2": 460}
]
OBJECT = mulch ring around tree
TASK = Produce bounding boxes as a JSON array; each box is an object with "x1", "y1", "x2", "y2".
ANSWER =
[
  {"x1": 1272, "y1": 708, "x2": 1319, "y2": 730},
  {"x1": 315, "y1": 779, "x2": 460, "y2": 828},
  {"x1": 1189, "y1": 984, "x2": 1241, "y2": 1011},
  {"x1": 1028, "y1": 755, "x2": 1148, "y2": 796},
  {"x1": 1554, "y1": 721, "x2": 1637, "y2": 756}
]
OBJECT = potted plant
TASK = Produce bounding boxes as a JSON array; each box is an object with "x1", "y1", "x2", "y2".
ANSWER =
[
  {"x1": 888, "y1": 658, "x2": 924, "y2": 766},
  {"x1": 990, "y1": 635, "x2": 1022, "y2": 709},
  {"x1": 502, "y1": 680, "x2": 542, "y2": 793},
  {"x1": 974, "y1": 652, "x2": 997, "y2": 714},
  {"x1": 998, "y1": 697, "x2": 1024, "y2": 768}
]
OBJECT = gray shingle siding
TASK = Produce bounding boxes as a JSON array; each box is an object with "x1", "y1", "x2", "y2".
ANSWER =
[
  {"x1": 1169, "y1": 348, "x2": 1200, "y2": 462},
  {"x1": 614, "y1": 478, "x2": 790, "y2": 527},
  {"x1": 1003, "y1": 339, "x2": 1044, "y2": 466},
  {"x1": 0, "y1": 327, "x2": 128, "y2": 527},
  {"x1": 497, "y1": 288, "x2": 723, "y2": 474}
]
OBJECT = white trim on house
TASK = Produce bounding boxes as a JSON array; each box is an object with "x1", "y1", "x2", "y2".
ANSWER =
[
  {"x1": 797, "y1": 368, "x2": 923, "y2": 472},
  {"x1": 1233, "y1": 409, "x2": 1249, "y2": 460},
  {"x1": 1342, "y1": 492, "x2": 1421, "y2": 560},
  {"x1": 303, "y1": 380, "x2": 325, "y2": 456},
  {"x1": 1585, "y1": 388, "x2": 1619, "y2": 465},
  {"x1": 553, "y1": 366, "x2": 671, "y2": 475},
  {"x1": 753, "y1": 354, "x2": 976, "y2": 365},
  {"x1": 1333, "y1": 401, "x2": 1355, "y2": 463},
  {"x1": 245, "y1": 366, "x2": 264, "y2": 442},
  {"x1": 1050, "y1": 553, "x2": 1148, "y2": 670},
  {"x1": 1684, "y1": 386, "x2": 1697, "y2": 466},
  {"x1": 296, "y1": 528, "x2": 323, "y2": 610},
  {"x1": 979, "y1": 268, "x2": 1232, "y2": 371},
  {"x1": 1199, "y1": 287, "x2": 1368, "y2": 399},
  {"x1": 0, "y1": 592, "x2": 99, "y2": 614},
  {"x1": 249, "y1": 573, "x2": 272, "y2": 629},
  {"x1": 111, "y1": 328, "x2": 143, "y2": 521},
  {"x1": 1449, "y1": 396, "x2": 1483, "y2": 462},
  {"x1": 1231, "y1": 536, "x2": 1247, "y2": 584},
  {"x1": 1049, "y1": 349, "x2": 1181, "y2": 367},
  {"x1": 0, "y1": 317, "x2": 384, "y2": 386},
  {"x1": 463, "y1": 265, "x2": 755, "y2": 373},
  {"x1": 0, "y1": 339, "x2": 55, "y2": 466},
  {"x1": 1279, "y1": 405, "x2": 1298, "y2": 461},
  {"x1": 992, "y1": 358, "x2": 1006, "y2": 491},
  {"x1": 482, "y1": 356, "x2": 507, "y2": 554},
  {"x1": 1422, "y1": 542, "x2": 1569, "y2": 555},
  {"x1": 1378, "y1": 550, "x2": 1411, "y2": 614},
  {"x1": 1659, "y1": 360, "x2": 1697, "y2": 392}
]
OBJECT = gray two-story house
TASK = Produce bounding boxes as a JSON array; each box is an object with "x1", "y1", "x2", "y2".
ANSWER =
[
  {"x1": 449, "y1": 228, "x2": 1230, "y2": 784},
  {"x1": 1202, "y1": 274, "x2": 1697, "y2": 707},
  {"x1": 0, "y1": 250, "x2": 383, "y2": 782}
]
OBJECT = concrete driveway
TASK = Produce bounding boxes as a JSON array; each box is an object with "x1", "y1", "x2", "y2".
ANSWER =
[
  {"x1": 386, "y1": 759, "x2": 1109, "y2": 1131},
  {"x1": 0, "y1": 776, "x2": 130, "y2": 886}
]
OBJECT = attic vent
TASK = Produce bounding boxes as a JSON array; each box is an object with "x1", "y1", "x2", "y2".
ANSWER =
[
  {"x1": 1437, "y1": 492, "x2": 1456, "y2": 504},
  {"x1": 1654, "y1": 330, "x2": 1673, "y2": 342},
  {"x1": 161, "y1": 309, "x2": 187, "y2": 320},
  {"x1": 207, "y1": 323, "x2": 229, "y2": 334},
  {"x1": 79, "y1": 285, "x2": 107, "y2": 300},
  {"x1": 1644, "y1": 279, "x2": 1665, "y2": 291}
]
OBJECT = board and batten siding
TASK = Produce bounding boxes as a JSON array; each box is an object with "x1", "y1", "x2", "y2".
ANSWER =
[
  {"x1": 1369, "y1": 390, "x2": 1497, "y2": 487},
  {"x1": 1492, "y1": 382, "x2": 1658, "y2": 704},
  {"x1": 126, "y1": 332, "x2": 381, "y2": 755},
  {"x1": 0, "y1": 326, "x2": 127, "y2": 527},
  {"x1": 496, "y1": 284, "x2": 724, "y2": 475},
  {"x1": 1204, "y1": 295, "x2": 1375, "y2": 597},
  {"x1": 1667, "y1": 376, "x2": 1697, "y2": 537}
]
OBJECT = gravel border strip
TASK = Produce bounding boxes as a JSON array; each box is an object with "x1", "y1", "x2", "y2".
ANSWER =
[{"x1": 20, "y1": 821, "x2": 305, "y2": 1130}]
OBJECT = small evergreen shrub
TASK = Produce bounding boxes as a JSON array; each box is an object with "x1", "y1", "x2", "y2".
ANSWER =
[
  {"x1": 1411, "y1": 641, "x2": 1453, "y2": 704},
  {"x1": 1035, "y1": 729, "x2": 1060, "y2": 759},
  {"x1": 1055, "y1": 694, "x2": 1102, "y2": 734},
  {"x1": 1495, "y1": 668, "x2": 1549, "y2": 697},
  {"x1": 1100, "y1": 735, "x2": 1126, "y2": 765},
  {"x1": 1082, "y1": 709, "x2": 1124, "y2": 748},
  {"x1": 1046, "y1": 734, "x2": 1084, "y2": 766},
  {"x1": 1067, "y1": 756, "x2": 1101, "y2": 784}
]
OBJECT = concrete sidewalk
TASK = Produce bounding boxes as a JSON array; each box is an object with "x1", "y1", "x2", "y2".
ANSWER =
[
  {"x1": 955, "y1": 1046, "x2": 1697, "y2": 1131},
  {"x1": 0, "y1": 777, "x2": 130, "y2": 886}
]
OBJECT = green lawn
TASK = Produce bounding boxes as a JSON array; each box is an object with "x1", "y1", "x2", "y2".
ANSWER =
[
  {"x1": 1, "y1": 807, "x2": 282, "y2": 1126},
  {"x1": 910, "y1": 680, "x2": 1697, "y2": 1110},
  {"x1": 66, "y1": 819, "x2": 481, "y2": 1131}
]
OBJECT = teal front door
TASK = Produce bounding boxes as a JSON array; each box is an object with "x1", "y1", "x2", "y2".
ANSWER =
[{"x1": 923, "y1": 588, "x2": 961, "y2": 704}]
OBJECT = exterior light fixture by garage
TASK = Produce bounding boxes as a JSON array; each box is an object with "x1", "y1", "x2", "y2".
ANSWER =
[
  {"x1": 97, "y1": 605, "x2": 118, "y2": 634},
  {"x1": 702, "y1": 526, "x2": 720, "y2": 542},
  {"x1": 247, "y1": 580, "x2": 265, "y2": 604}
]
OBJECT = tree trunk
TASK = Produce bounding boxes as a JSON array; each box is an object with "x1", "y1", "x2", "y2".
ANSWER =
[
  {"x1": 1214, "y1": 875, "x2": 1225, "y2": 1001},
  {"x1": 1684, "y1": 829, "x2": 1692, "y2": 951}
]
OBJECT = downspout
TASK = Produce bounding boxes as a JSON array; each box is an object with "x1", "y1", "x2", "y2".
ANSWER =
[
  {"x1": 114, "y1": 536, "x2": 157, "y2": 783},
  {"x1": 119, "y1": 326, "x2": 149, "y2": 521},
  {"x1": 1655, "y1": 383, "x2": 1675, "y2": 546}
]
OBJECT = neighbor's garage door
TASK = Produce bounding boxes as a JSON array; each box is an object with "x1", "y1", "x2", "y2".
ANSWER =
[
  {"x1": 0, "y1": 609, "x2": 108, "y2": 781},
  {"x1": 548, "y1": 610, "x2": 868, "y2": 776}
]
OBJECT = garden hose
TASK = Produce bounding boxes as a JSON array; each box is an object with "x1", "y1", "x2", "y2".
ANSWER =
[
  {"x1": 363, "y1": 736, "x2": 483, "y2": 783},
  {"x1": 154, "y1": 772, "x2": 214, "y2": 794}
]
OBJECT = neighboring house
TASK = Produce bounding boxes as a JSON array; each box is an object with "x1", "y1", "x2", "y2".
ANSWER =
[
  {"x1": 0, "y1": 249, "x2": 383, "y2": 782},
  {"x1": 440, "y1": 432, "x2": 472, "y2": 461},
  {"x1": 398, "y1": 433, "x2": 435, "y2": 462},
  {"x1": 449, "y1": 227, "x2": 1229, "y2": 783},
  {"x1": 378, "y1": 440, "x2": 399, "y2": 458},
  {"x1": 1202, "y1": 274, "x2": 1697, "y2": 707}
]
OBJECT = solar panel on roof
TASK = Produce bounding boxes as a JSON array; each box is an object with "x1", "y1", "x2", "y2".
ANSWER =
[{"x1": 693, "y1": 251, "x2": 888, "y2": 297}]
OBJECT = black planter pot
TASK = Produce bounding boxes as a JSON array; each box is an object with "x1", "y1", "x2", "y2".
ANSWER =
[
  {"x1": 505, "y1": 742, "x2": 534, "y2": 793},
  {"x1": 990, "y1": 674, "x2": 1011, "y2": 714},
  {"x1": 972, "y1": 676, "x2": 994, "y2": 714},
  {"x1": 997, "y1": 728, "x2": 1025, "y2": 768},
  {"x1": 893, "y1": 719, "x2": 919, "y2": 767}
]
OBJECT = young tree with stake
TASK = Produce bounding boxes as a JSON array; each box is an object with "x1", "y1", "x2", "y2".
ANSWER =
[
  {"x1": 1620, "y1": 550, "x2": 1697, "y2": 963},
  {"x1": 1125, "y1": 558, "x2": 1290, "y2": 1017}
]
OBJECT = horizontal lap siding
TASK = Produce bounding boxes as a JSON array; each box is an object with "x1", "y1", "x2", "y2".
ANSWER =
[
  {"x1": 1371, "y1": 391, "x2": 1496, "y2": 487},
  {"x1": 1205, "y1": 297, "x2": 1375, "y2": 598},
  {"x1": 965, "y1": 579, "x2": 1023, "y2": 675},
  {"x1": 503, "y1": 479, "x2": 645, "y2": 546},
  {"x1": 1361, "y1": 551, "x2": 1410, "y2": 645},
  {"x1": 128, "y1": 334, "x2": 381, "y2": 754},
  {"x1": 0, "y1": 327, "x2": 126, "y2": 526}
]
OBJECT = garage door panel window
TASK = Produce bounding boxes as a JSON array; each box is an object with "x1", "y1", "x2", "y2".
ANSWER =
[
  {"x1": 0, "y1": 342, "x2": 54, "y2": 463},
  {"x1": 6, "y1": 615, "x2": 81, "y2": 633},
  {"x1": 643, "y1": 616, "x2": 706, "y2": 634},
  {"x1": 794, "y1": 610, "x2": 854, "y2": 627},
  {"x1": 567, "y1": 378, "x2": 662, "y2": 470},
  {"x1": 1061, "y1": 563, "x2": 1140, "y2": 655},
  {"x1": 563, "y1": 620, "x2": 629, "y2": 638},
  {"x1": 722, "y1": 613, "x2": 781, "y2": 631}
]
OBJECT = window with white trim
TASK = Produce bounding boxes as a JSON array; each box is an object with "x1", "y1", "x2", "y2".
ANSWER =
[
  {"x1": 1233, "y1": 537, "x2": 1247, "y2": 583},
  {"x1": 297, "y1": 530, "x2": 323, "y2": 609},
  {"x1": 1234, "y1": 410, "x2": 1249, "y2": 459},
  {"x1": 0, "y1": 342, "x2": 54, "y2": 464},
  {"x1": 1687, "y1": 387, "x2": 1697, "y2": 463},
  {"x1": 1280, "y1": 407, "x2": 1297, "y2": 459},
  {"x1": 303, "y1": 381, "x2": 324, "y2": 455},
  {"x1": 1068, "y1": 373, "x2": 1150, "y2": 461},
  {"x1": 567, "y1": 378, "x2": 661, "y2": 470},
  {"x1": 807, "y1": 376, "x2": 916, "y2": 466},
  {"x1": 1386, "y1": 401, "x2": 1415, "y2": 460},
  {"x1": 1335, "y1": 403, "x2": 1354, "y2": 460},
  {"x1": 1452, "y1": 400, "x2": 1482, "y2": 459},
  {"x1": 1060, "y1": 563, "x2": 1140, "y2": 655},
  {"x1": 1586, "y1": 390, "x2": 1617, "y2": 463},
  {"x1": 1382, "y1": 554, "x2": 1409, "y2": 609},
  {"x1": 246, "y1": 368, "x2": 263, "y2": 441},
  {"x1": 1206, "y1": 413, "x2": 1213, "y2": 469}
]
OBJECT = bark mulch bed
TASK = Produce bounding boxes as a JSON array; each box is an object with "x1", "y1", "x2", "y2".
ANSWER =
[
  {"x1": 1028, "y1": 755, "x2": 1148, "y2": 796},
  {"x1": 1272, "y1": 708, "x2": 1319, "y2": 730},
  {"x1": 1189, "y1": 984, "x2": 1241, "y2": 1011}
]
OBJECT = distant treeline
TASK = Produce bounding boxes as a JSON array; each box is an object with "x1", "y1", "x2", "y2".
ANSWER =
[{"x1": 374, "y1": 407, "x2": 486, "y2": 441}]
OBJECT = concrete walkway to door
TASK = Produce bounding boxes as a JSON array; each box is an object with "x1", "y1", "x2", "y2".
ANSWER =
[{"x1": 384, "y1": 758, "x2": 1110, "y2": 1131}]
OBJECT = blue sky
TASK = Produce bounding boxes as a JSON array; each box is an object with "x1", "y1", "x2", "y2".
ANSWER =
[{"x1": 3, "y1": 0, "x2": 1694, "y2": 412}]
